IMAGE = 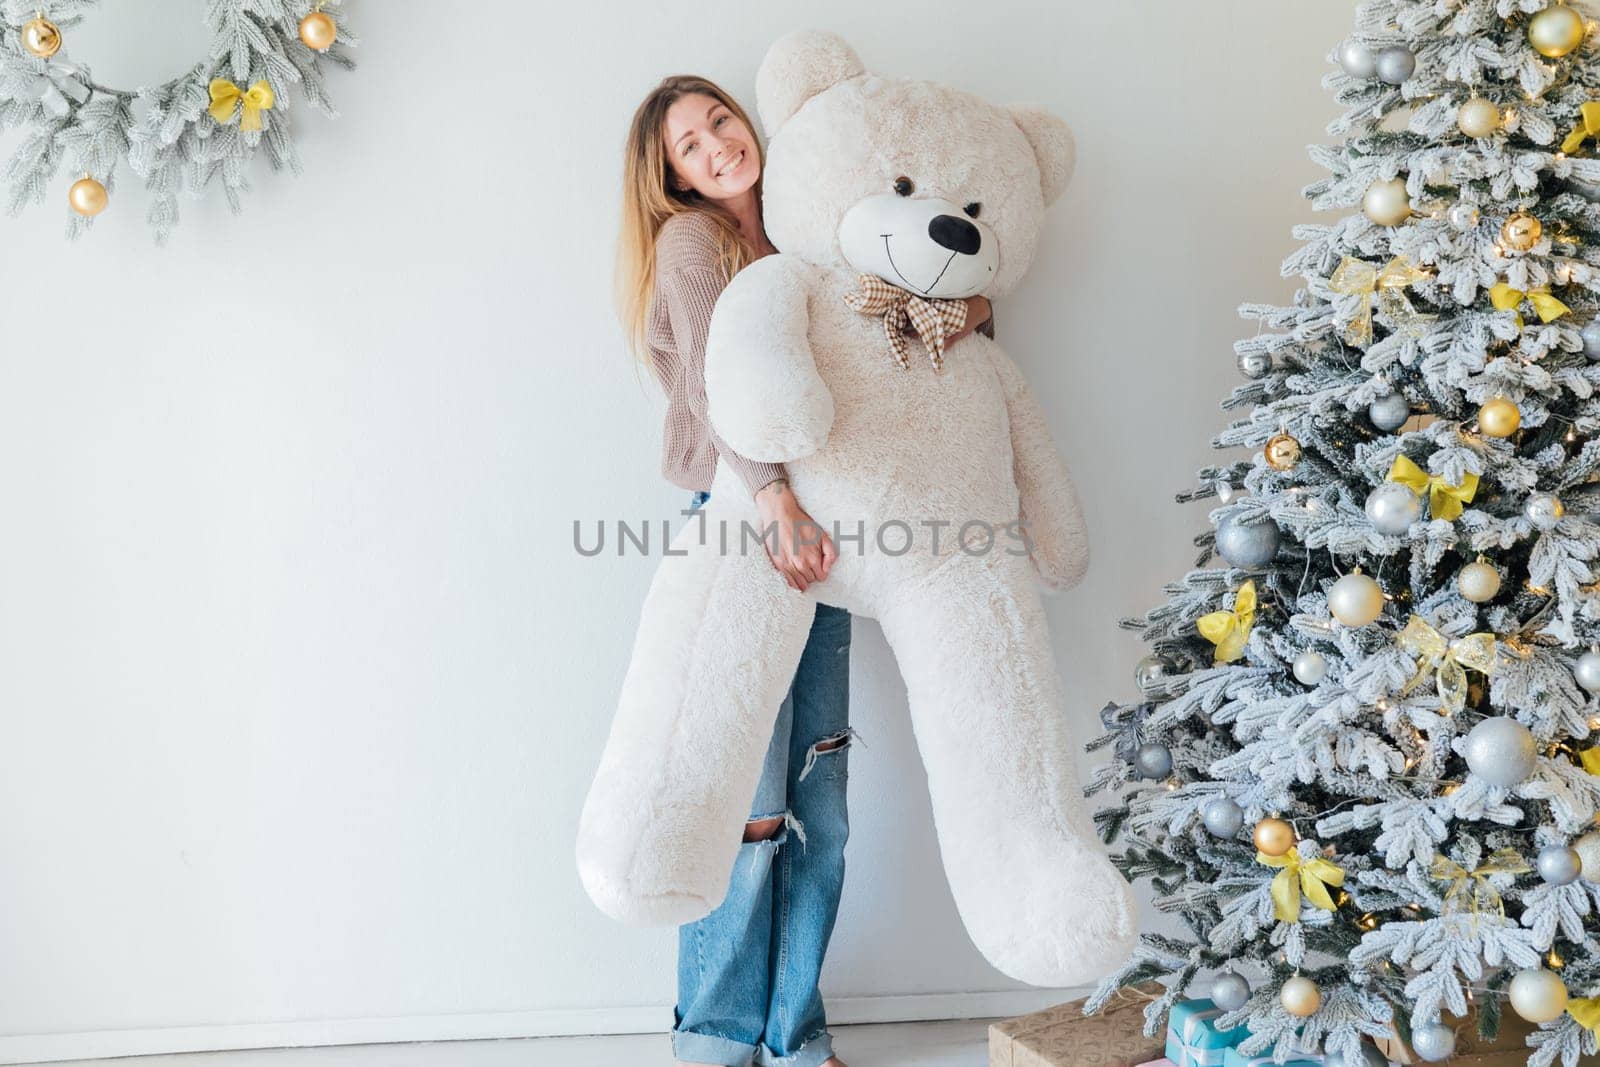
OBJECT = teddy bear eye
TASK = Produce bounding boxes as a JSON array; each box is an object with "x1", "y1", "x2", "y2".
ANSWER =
[
  {"x1": 893, "y1": 176, "x2": 914, "y2": 197},
  {"x1": 964, "y1": 202, "x2": 982, "y2": 218}
]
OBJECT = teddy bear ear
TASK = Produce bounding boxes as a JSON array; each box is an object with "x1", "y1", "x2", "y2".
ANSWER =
[
  {"x1": 1007, "y1": 104, "x2": 1076, "y2": 208},
  {"x1": 755, "y1": 30, "x2": 866, "y2": 138}
]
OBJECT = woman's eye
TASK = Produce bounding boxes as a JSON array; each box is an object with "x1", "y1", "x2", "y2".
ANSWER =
[
  {"x1": 964, "y1": 202, "x2": 982, "y2": 218},
  {"x1": 893, "y1": 176, "x2": 914, "y2": 196},
  {"x1": 683, "y1": 142, "x2": 697, "y2": 156},
  {"x1": 713, "y1": 114, "x2": 727, "y2": 127}
]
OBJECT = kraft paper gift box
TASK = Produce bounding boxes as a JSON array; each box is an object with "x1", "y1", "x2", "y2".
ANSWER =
[
  {"x1": 989, "y1": 985, "x2": 1168, "y2": 1067},
  {"x1": 1165, "y1": 999, "x2": 1250, "y2": 1067},
  {"x1": 1373, "y1": 1009, "x2": 1543, "y2": 1066}
]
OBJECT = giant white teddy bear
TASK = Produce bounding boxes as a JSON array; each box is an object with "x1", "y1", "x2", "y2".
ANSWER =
[{"x1": 578, "y1": 30, "x2": 1135, "y2": 985}]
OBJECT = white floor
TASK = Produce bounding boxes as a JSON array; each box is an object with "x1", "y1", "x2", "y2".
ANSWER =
[{"x1": 37, "y1": 1019, "x2": 996, "y2": 1067}]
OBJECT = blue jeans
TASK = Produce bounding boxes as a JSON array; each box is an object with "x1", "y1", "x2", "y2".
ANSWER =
[{"x1": 673, "y1": 489, "x2": 856, "y2": 1067}]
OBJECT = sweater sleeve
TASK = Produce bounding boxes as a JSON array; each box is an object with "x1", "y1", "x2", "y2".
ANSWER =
[{"x1": 658, "y1": 261, "x2": 787, "y2": 498}]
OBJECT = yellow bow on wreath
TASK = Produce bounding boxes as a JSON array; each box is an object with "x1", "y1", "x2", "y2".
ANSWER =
[
  {"x1": 208, "y1": 78, "x2": 276, "y2": 132},
  {"x1": 1562, "y1": 101, "x2": 1600, "y2": 154},
  {"x1": 1396, "y1": 615, "x2": 1497, "y2": 714},
  {"x1": 1197, "y1": 580, "x2": 1255, "y2": 665},
  {"x1": 1328, "y1": 256, "x2": 1433, "y2": 348},
  {"x1": 1259, "y1": 848, "x2": 1345, "y2": 923},
  {"x1": 1389, "y1": 455, "x2": 1479, "y2": 521},
  {"x1": 1429, "y1": 849, "x2": 1531, "y2": 922},
  {"x1": 1570, "y1": 997, "x2": 1600, "y2": 1035},
  {"x1": 1488, "y1": 282, "x2": 1570, "y2": 330}
]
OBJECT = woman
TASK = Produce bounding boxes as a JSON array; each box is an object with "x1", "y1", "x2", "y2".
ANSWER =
[{"x1": 615, "y1": 74, "x2": 990, "y2": 1067}]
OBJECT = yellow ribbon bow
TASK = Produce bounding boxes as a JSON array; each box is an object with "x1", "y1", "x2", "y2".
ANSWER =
[
  {"x1": 1388, "y1": 455, "x2": 1479, "y2": 521},
  {"x1": 1258, "y1": 848, "x2": 1345, "y2": 923},
  {"x1": 1562, "y1": 101, "x2": 1600, "y2": 154},
  {"x1": 208, "y1": 78, "x2": 276, "y2": 132},
  {"x1": 1328, "y1": 256, "x2": 1433, "y2": 348},
  {"x1": 1197, "y1": 579, "x2": 1255, "y2": 664},
  {"x1": 1570, "y1": 997, "x2": 1600, "y2": 1034},
  {"x1": 1429, "y1": 849, "x2": 1531, "y2": 922},
  {"x1": 1581, "y1": 746, "x2": 1600, "y2": 776},
  {"x1": 1396, "y1": 615, "x2": 1497, "y2": 713},
  {"x1": 1489, "y1": 282, "x2": 1569, "y2": 329}
]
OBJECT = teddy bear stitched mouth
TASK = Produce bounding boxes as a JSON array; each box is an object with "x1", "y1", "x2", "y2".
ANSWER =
[{"x1": 881, "y1": 233, "x2": 958, "y2": 295}]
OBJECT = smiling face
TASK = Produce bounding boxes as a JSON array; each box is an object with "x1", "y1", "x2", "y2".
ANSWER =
[
  {"x1": 663, "y1": 92, "x2": 761, "y2": 201},
  {"x1": 761, "y1": 74, "x2": 1052, "y2": 301}
]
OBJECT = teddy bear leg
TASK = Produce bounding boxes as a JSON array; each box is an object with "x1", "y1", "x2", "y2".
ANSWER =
[
  {"x1": 876, "y1": 552, "x2": 1136, "y2": 985},
  {"x1": 576, "y1": 524, "x2": 817, "y2": 926}
]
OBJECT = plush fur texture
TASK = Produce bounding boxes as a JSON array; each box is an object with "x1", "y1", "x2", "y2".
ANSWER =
[{"x1": 577, "y1": 30, "x2": 1135, "y2": 986}]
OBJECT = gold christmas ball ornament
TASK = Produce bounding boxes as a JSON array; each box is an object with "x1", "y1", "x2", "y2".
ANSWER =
[
  {"x1": 1458, "y1": 558, "x2": 1503, "y2": 603},
  {"x1": 298, "y1": 10, "x2": 337, "y2": 50},
  {"x1": 1363, "y1": 176, "x2": 1412, "y2": 227},
  {"x1": 1509, "y1": 968, "x2": 1569, "y2": 1023},
  {"x1": 1457, "y1": 97, "x2": 1501, "y2": 138},
  {"x1": 1529, "y1": 3, "x2": 1586, "y2": 58},
  {"x1": 1501, "y1": 212, "x2": 1543, "y2": 252},
  {"x1": 1254, "y1": 817, "x2": 1296, "y2": 857},
  {"x1": 1264, "y1": 433, "x2": 1302, "y2": 472},
  {"x1": 1329, "y1": 571, "x2": 1386, "y2": 627},
  {"x1": 20, "y1": 15, "x2": 62, "y2": 58},
  {"x1": 1280, "y1": 976, "x2": 1322, "y2": 1018},
  {"x1": 1478, "y1": 397, "x2": 1522, "y2": 438},
  {"x1": 67, "y1": 176, "x2": 107, "y2": 217}
]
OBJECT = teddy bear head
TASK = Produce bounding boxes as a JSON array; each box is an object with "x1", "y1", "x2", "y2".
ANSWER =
[{"x1": 754, "y1": 30, "x2": 1075, "y2": 302}]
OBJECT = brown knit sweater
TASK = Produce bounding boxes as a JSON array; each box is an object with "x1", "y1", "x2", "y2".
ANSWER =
[
  {"x1": 646, "y1": 212, "x2": 786, "y2": 498},
  {"x1": 644, "y1": 210, "x2": 995, "y2": 497}
]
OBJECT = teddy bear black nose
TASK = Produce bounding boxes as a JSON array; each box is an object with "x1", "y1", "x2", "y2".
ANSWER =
[{"x1": 928, "y1": 214, "x2": 981, "y2": 255}]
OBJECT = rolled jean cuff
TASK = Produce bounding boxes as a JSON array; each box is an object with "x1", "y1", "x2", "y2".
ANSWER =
[
  {"x1": 671, "y1": 1027, "x2": 755, "y2": 1066},
  {"x1": 756, "y1": 1028, "x2": 835, "y2": 1067}
]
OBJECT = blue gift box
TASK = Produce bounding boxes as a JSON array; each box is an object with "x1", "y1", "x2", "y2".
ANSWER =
[
  {"x1": 1165, "y1": 999, "x2": 1250, "y2": 1067},
  {"x1": 1222, "y1": 1044, "x2": 1323, "y2": 1067}
]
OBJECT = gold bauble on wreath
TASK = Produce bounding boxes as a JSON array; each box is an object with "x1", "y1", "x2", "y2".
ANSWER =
[
  {"x1": 68, "y1": 175, "x2": 108, "y2": 216},
  {"x1": 1478, "y1": 397, "x2": 1522, "y2": 438},
  {"x1": 1254, "y1": 817, "x2": 1296, "y2": 857},
  {"x1": 1264, "y1": 433, "x2": 1302, "y2": 472},
  {"x1": 20, "y1": 15, "x2": 62, "y2": 58},
  {"x1": 1501, "y1": 212, "x2": 1543, "y2": 252},
  {"x1": 1528, "y1": 3, "x2": 1587, "y2": 58},
  {"x1": 298, "y1": 10, "x2": 337, "y2": 50}
]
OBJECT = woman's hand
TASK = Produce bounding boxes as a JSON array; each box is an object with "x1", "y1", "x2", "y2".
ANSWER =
[{"x1": 754, "y1": 477, "x2": 836, "y2": 592}]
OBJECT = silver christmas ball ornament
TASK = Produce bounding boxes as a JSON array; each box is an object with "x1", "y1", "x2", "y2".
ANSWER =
[
  {"x1": 1449, "y1": 202, "x2": 1481, "y2": 231},
  {"x1": 1238, "y1": 350, "x2": 1273, "y2": 379},
  {"x1": 1375, "y1": 45, "x2": 1416, "y2": 85},
  {"x1": 1211, "y1": 970, "x2": 1250, "y2": 1012},
  {"x1": 1135, "y1": 653, "x2": 1176, "y2": 692},
  {"x1": 1216, "y1": 515, "x2": 1281, "y2": 569},
  {"x1": 1329, "y1": 572, "x2": 1385, "y2": 627},
  {"x1": 1581, "y1": 320, "x2": 1600, "y2": 360},
  {"x1": 1368, "y1": 393, "x2": 1411, "y2": 431},
  {"x1": 1337, "y1": 39, "x2": 1377, "y2": 78},
  {"x1": 1537, "y1": 844, "x2": 1583, "y2": 886},
  {"x1": 1135, "y1": 742, "x2": 1173, "y2": 780},
  {"x1": 1525, "y1": 491, "x2": 1566, "y2": 530},
  {"x1": 1575, "y1": 650, "x2": 1600, "y2": 694},
  {"x1": 1463, "y1": 716, "x2": 1538, "y2": 787},
  {"x1": 1365, "y1": 481, "x2": 1423, "y2": 535},
  {"x1": 1202, "y1": 798, "x2": 1245, "y2": 839},
  {"x1": 1293, "y1": 650, "x2": 1328, "y2": 686},
  {"x1": 1411, "y1": 1024, "x2": 1457, "y2": 1063}
]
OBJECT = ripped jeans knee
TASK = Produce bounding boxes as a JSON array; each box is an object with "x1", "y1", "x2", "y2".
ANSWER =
[{"x1": 797, "y1": 725, "x2": 865, "y2": 783}]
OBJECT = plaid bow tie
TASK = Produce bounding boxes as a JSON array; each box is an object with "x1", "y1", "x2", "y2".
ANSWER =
[{"x1": 842, "y1": 274, "x2": 968, "y2": 373}]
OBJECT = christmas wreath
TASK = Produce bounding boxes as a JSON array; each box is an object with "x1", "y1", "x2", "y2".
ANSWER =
[{"x1": 0, "y1": 0, "x2": 356, "y2": 241}]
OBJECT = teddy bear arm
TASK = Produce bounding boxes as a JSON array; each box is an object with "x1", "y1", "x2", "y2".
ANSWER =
[
  {"x1": 989, "y1": 348, "x2": 1090, "y2": 593},
  {"x1": 705, "y1": 256, "x2": 834, "y2": 462}
]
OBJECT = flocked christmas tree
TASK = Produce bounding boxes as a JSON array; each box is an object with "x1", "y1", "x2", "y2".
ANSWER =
[{"x1": 1087, "y1": 3, "x2": 1600, "y2": 1065}]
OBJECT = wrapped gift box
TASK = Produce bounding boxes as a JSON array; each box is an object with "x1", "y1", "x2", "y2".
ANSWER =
[
  {"x1": 1165, "y1": 999, "x2": 1250, "y2": 1067},
  {"x1": 1222, "y1": 1043, "x2": 1322, "y2": 1067},
  {"x1": 989, "y1": 985, "x2": 1168, "y2": 1067},
  {"x1": 1374, "y1": 1008, "x2": 1541, "y2": 1067},
  {"x1": 1135, "y1": 1060, "x2": 1177, "y2": 1067}
]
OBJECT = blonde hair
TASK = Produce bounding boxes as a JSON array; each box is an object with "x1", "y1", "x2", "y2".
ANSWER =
[{"x1": 615, "y1": 75, "x2": 765, "y2": 362}]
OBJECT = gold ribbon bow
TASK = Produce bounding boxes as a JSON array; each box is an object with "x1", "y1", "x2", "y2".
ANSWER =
[
  {"x1": 1328, "y1": 255, "x2": 1432, "y2": 348},
  {"x1": 842, "y1": 274, "x2": 968, "y2": 373},
  {"x1": 1258, "y1": 848, "x2": 1345, "y2": 923},
  {"x1": 1429, "y1": 849, "x2": 1531, "y2": 922},
  {"x1": 1562, "y1": 101, "x2": 1600, "y2": 154},
  {"x1": 1489, "y1": 282, "x2": 1569, "y2": 329},
  {"x1": 1197, "y1": 579, "x2": 1255, "y2": 665},
  {"x1": 1388, "y1": 455, "x2": 1479, "y2": 521},
  {"x1": 1570, "y1": 997, "x2": 1600, "y2": 1034},
  {"x1": 1396, "y1": 615, "x2": 1497, "y2": 713},
  {"x1": 208, "y1": 78, "x2": 276, "y2": 132}
]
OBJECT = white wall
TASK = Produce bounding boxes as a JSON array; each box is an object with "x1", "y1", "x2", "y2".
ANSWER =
[{"x1": 0, "y1": 1, "x2": 1356, "y2": 1061}]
